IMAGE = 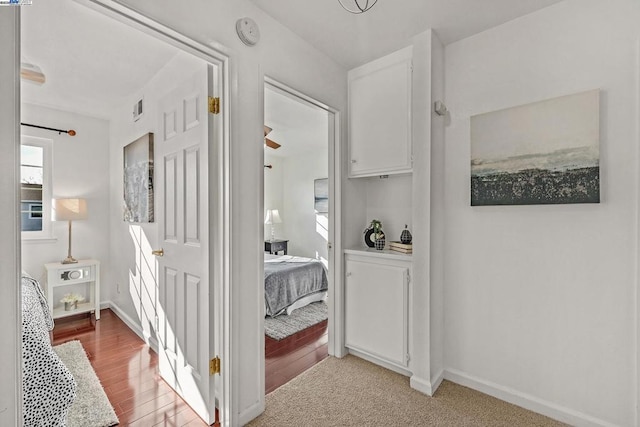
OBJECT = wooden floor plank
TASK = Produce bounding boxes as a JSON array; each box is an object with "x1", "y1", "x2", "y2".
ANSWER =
[
  {"x1": 264, "y1": 316, "x2": 328, "y2": 394},
  {"x1": 52, "y1": 309, "x2": 210, "y2": 427},
  {"x1": 53, "y1": 306, "x2": 328, "y2": 424}
]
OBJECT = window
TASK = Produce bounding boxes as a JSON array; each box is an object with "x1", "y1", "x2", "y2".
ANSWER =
[
  {"x1": 28, "y1": 203, "x2": 43, "y2": 219},
  {"x1": 21, "y1": 136, "x2": 53, "y2": 239}
]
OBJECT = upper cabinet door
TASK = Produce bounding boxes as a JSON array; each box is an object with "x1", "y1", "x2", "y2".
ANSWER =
[{"x1": 348, "y1": 47, "x2": 412, "y2": 178}]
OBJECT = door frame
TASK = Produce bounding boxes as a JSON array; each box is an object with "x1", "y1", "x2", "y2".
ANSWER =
[
  {"x1": 0, "y1": 7, "x2": 22, "y2": 426},
  {"x1": 60, "y1": 1, "x2": 234, "y2": 425},
  {"x1": 262, "y1": 77, "x2": 345, "y2": 362}
]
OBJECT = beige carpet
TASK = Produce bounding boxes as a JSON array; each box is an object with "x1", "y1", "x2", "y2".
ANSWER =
[{"x1": 247, "y1": 355, "x2": 567, "y2": 426}]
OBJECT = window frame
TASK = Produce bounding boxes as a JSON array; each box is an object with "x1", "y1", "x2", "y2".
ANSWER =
[
  {"x1": 27, "y1": 203, "x2": 43, "y2": 219},
  {"x1": 21, "y1": 135, "x2": 54, "y2": 241}
]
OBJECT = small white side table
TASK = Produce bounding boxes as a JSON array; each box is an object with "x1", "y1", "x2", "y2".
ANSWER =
[{"x1": 44, "y1": 259, "x2": 101, "y2": 320}]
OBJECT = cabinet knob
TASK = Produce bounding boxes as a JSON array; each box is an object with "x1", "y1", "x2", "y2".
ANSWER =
[
  {"x1": 346, "y1": 272, "x2": 352, "y2": 277},
  {"x1": 151, "y1": 248, "x2": 164, "y2": 257},
  {"x1": 351, "y1": 159, "x2": 357, "y2": 164}
]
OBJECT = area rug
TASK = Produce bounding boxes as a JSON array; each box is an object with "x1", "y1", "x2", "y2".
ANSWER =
[
  {"x1": 54, "y1": 340, "x2": 119, "y2": 427},
  {"x1": 247, "y1": 354, "x2": 567, "y2": 427},
  {"x1": 265, "y1": 301, "x2": 327, "y2": 340}
]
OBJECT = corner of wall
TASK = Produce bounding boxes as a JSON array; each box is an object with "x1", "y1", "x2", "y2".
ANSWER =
[{"x1": 410, "y1": 370, "x2": 444, "y2": 397}]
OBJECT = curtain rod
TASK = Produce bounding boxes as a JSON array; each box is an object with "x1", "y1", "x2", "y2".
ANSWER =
[{"x1": 20, "y1": 122, "x2": 76, "y2": 136}]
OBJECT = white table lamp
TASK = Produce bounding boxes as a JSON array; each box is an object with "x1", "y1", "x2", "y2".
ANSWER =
[
  {"x1": 54, "y1": 198, "x2": 88, "y2": 264},
  {"x1": 264, "y1": 209, "x2": 282, "y2": 242}
]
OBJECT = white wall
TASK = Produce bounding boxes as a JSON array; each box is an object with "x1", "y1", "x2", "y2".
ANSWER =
[
  {"x1": 113, "y1": 1, "x2": 348, "y2": 423},
  {"x1": 443, "y1": 1, "x2": 640, "y2": 425},
  {"x1": 264, "y1": 152, "x2": 283, "y2": 241},
  {"x1": 265, "y1": 148, "x2": 329, "y2": 259},
  {"x1": 21, "y1": 104, "x2": 111, "y2": 294},
  {"x1": 281, "y1": 148, "x2": 328, "y2": 259},
  {"x1": 365, "y1": 174, "x2": 412, "y2": 244}
]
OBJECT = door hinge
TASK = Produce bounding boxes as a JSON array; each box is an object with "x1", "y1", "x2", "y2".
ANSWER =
[
  {"x1": 209, "y1": 356, "x2": 221, "y2": 375},
  {"x1": 208, "y1": 96, "x2": 220, "y2": 115}
]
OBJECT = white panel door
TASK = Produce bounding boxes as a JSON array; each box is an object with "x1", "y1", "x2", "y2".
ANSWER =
[
  {"x1": 155, "y1": 65, "x2": 215, "y2": 424},
  {"x1": 345, "y1": 258, "x2": 408, "y2": 368}
]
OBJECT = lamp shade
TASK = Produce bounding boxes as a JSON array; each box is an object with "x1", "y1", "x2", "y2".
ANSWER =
[
  {"x1": 264, "y1": 209, "x2": 282, "y2": 225},
  {"x1": 53, "y1": 198, "x2": 88, "y2": 221}
]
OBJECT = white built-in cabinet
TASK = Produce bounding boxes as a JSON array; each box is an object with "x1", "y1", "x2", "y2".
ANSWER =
[
  {"x1": 344, "y1": 250, "x2": 411, "y2": 371},
  {"x1": 348, "y1": 46, "x2": 413, "y2": 178}
]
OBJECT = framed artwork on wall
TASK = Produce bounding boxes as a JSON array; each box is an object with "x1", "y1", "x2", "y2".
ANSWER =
[
  {"x1": 314, "y1": 178, "x2": 329, "y2": 213},
  {"x1": 470, "y1": 89, "x2": 600, "y2": 206},
  {"x1": 123, "y1": 132, "x2": 154, "y2": 222}
]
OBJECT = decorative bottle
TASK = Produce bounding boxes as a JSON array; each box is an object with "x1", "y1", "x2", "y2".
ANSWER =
[{"x1": 400, "y1": 224, "x2": 412, "y2": 244}]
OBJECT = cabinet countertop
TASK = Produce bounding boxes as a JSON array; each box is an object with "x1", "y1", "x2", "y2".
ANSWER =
[{"x1": 345, "y1": 247, "x2": 412, "y2": 261}]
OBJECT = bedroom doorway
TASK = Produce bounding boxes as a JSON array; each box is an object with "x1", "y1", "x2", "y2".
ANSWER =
[
  {"x1": 18, "y1": 1, "x2": 231, "y2": 425},
  {"x1": 262, "y1": 78, "x2": 340, "y2": 393}
]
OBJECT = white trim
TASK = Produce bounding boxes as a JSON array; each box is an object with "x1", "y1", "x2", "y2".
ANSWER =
[
  {"x1": 68, "y1": 3, "x2": 233, "y2": 426},
  {"x1": 347, "y1": 348, "x2": 412, "y2": 377},
  {"x1": 444, "y1": 368, "x2": 619, "y2": 427},
  {"x1": 261, "y1": 77, "x2": 343, "y2": 417},
  {"x1": 21, "y1": 237, "x2": 57, "y2": 244},
  {"x1": 330, "y1": 110, "x2": 345, "y2": 358},
  {"x1": 20, "y1": 135, "x2": 53, "y2": 240},
  {"x1": 431, "y1": 369, "x2": 444, "y2": 393},
  {"x1": 106, "y1": 301, "x2": 159, "y2": 352},
  {"x1": 409, "y1": 369, "x2": 443, "y2": 396},
  {"x1": 72, "y1": 0, "x2": 231, "y2": 62},
  {"x1": 635, "y1": 36, "x2": 640, "y2": 427},
  {"x1": 0, "y1": 8, "x2": 21, "y2": 427},
  {"x1": 238, "y1": 400, "x2": 264, "y2": 427},
  {"x1": 262, "y1": 78, "x2": 343, "y2": 360}
]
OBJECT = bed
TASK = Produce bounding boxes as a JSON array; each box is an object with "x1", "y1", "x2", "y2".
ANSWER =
[
  {"x1": 22, "y1": 273, "x2": 77, "y2": 426},
  {"x1": 264, "y1": 254, "x2": 328, "y2": 317}
]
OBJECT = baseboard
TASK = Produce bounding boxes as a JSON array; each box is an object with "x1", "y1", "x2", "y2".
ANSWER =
[
  {"x1": 444, "y1": 368, "x2": 620, "y2": 427},
  {"x1": 431, "y1": 369, "x2": 444, "y2": 392},
  {"x1": 410, "y1": 375, "x2": 433, "y2": 396},
  {"x1": 105, "y1": 300, "x2": 159, "y2": 352},
  {"x1": 347, "y1": 348, "x2": 412, "y2": 377},
  {"x1": 238, "y1": 400, "x2": 264, "y2": 427},
  {"x1": 409, "y1": 369, "x2": 444, "y2": 396}
]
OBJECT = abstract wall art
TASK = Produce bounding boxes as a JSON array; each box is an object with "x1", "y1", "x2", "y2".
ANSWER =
[
  {"x1": 470, "y1": 90, "x2": 600, "y2": 206},
  {"x1": 123, "y1": 132, "x2": 154, "y2": 222}
]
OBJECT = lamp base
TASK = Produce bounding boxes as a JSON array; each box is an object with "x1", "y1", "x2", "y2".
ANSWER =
[{"x1": 61, "y1": 256, "x2": 78, "y2": 264}]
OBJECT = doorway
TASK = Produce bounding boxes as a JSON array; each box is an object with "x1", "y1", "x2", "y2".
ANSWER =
[
  {"x1": 18, "y1": 1, "x2": 230, "y2": 425},
  {"x1": 262, "y1": 79, "x2": 340, "y2": 393}
]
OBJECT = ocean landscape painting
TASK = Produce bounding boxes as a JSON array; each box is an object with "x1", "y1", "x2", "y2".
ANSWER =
[{"x1": 471, "y1": 90, "x2": 600, "y2": 206}]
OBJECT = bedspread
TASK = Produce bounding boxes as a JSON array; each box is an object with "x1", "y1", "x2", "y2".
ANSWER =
[
  {"x1": 22, "y1": 274, "x2": 76, "y2": 426},
  {"x1": 264, "y1": 256, "x2": 328, "y2": 316}
]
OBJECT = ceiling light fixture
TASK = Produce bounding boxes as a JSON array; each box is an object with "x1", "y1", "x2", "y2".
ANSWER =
[{"x1": 338, "y1": 0, "x2": 378, "y2": 14}]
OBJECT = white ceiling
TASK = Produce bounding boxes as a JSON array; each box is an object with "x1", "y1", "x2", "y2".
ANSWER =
[
  {"x1": 249, "y1": 0, "x2": 565, "y2": 69},
  {"x1": 265, "y1": 87, "x2": 328, "y2": 159},
  {"x1": 21, "y1": 0, "x2": 177, "y2": 119},
  {"x1": 20, "y1": 0, "x2": 566, "y2": 126}
]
